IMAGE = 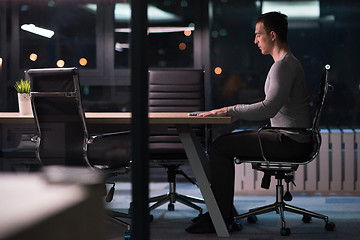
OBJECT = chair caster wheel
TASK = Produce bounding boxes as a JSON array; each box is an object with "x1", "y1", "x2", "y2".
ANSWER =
[
  {"x1": 168, "y1": 203, "x2": 175, "y2": 211},
  {"x1": 325, "y1": 222, "x2": 335, "y2": 231},
  {"x1": 124, "y1": 231, "x2": 131, "y2": 239},
  {"x1": 302, "y1": 215, "x2": 312, "y2": 223},
  {"x1": 234, "y1": 221, "x2": 243, "y2": 231},
  {"x1": 229, "y1": 221, "x2": 243, "y2": 232},
  {"x1": 280, "y1": 227, "x2": 291, "y2": 236},
  {"x1": 247, "y1": 215, "x2": 258, "y2": 224}
]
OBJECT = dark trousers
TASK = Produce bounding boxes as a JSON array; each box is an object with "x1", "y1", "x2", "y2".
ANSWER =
[{"x1": 209, "y1": 129, "x2": 314, "y2": 220}]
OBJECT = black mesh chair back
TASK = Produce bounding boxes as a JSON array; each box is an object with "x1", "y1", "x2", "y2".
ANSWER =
[
  {"x1": 312, "y1": 64, "x2": 331, "y2": 131},
  {"x1": 27, "y1": 67, "x2": 87, "y2": 166}
]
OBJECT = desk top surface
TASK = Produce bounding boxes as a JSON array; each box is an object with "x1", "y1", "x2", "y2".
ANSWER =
[{"x1": 0, "y1": 112, "x2": 233, "y2": 124}]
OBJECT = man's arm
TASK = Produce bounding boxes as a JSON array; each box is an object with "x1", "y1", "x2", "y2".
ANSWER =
[{"x1": 197, "y1": 106, "x2": 230, "y2": 117}]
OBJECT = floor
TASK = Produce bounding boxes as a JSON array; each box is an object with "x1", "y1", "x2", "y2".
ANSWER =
[
  {"x1": 105, "y1": 181, "x2": 360, "y2": 240},
  {"x1": 2, "y1": 159, "x2": 359, "y2": 240}
]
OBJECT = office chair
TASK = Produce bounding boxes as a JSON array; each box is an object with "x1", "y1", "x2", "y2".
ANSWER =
[
  {"x1": 0, "y1": 133, "x2": 39, "y2": 172},
  {"x1": 26, "y1": 67, "x2": 132, "y2": 239},
  {"x1": 233, "y1": 65, "x2": 335, "y2": 236},
  {"x1": 147, "y1": 69, "x2": 206, "y2": 215}
]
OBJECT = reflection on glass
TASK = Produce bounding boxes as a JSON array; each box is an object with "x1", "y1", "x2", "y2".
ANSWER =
[
  {"x1": 19, "y1": 3, "x2": 97, "y2": 69},
  {"x1": 114, "y1": 1, "x2": 195, "y2": 69},
  {"x1": 262, "y1": 1, "x2": 320, "y2": 19}
]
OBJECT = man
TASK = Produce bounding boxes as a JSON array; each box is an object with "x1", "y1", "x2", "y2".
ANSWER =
[{"x1": 185, "y1": 11, "x2": 313, "y2": 234}]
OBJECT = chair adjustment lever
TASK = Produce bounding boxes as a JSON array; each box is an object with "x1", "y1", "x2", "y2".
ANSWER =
[
  {"x1": 261, "y1": 172, "x2": 271, "y2": 189},
  {"x1": 283, "y1": 175, "x2": 295, "y2": 201},
  {"x1": 105, "y1": 183, "x2": 116, "y2": 203}
]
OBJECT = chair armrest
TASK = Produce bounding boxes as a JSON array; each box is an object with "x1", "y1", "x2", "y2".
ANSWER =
[
  {"x1": 88, "y1": 130, "x2": 131, "y2": 144},
  {"x1": 87, "y1": 131, "x2": 132, "y2": 169},
  {"x1": 259, "y1": 126, "x2": 315, "y2": 133}
]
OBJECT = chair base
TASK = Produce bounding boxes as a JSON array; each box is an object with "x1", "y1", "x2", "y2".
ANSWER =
[
  {"x1": 235, "y1": 201, "x2": 329, "y2": 227},
  {"x1": 149, "y1": 191, "x2": 205, "y2": 213},
  {"x1": 107, "y1": 209, "x2": 131, "y2": 229},
  {"x1": 107, "y1": 209, "x2": 132, "y2": 239},
  {"x1": 234, "y1": 178, "x2": 335, "y2": 235},
  {"x1": 148, "y1": 166, "x2": 205, "y2": 214}
]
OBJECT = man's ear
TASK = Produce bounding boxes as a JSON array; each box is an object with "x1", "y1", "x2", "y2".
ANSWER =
[{"x1": 270, "y1": 31, "x2": 276, "y2": 41}]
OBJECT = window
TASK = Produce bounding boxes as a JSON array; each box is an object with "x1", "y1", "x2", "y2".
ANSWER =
[
  {"x1": 19, "y1": 2, "x2": 97, "y2": 69},
  {"x1": 2, "y1": 0, "x2": 358, "y2": 128},
  {"x1": 210, "y1": 0, "x2": 360, "y2": 128},
  {"x1": 2, "y1": 1, "x2": 197, "y2": 112},
  {"x1": 114, "y1": 1, "x2": 195, "y2": 69}
]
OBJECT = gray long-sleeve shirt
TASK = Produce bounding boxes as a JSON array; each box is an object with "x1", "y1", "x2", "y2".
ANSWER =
[{"x1": 227, "y1": 52, "x2": 312, "y2": 141}]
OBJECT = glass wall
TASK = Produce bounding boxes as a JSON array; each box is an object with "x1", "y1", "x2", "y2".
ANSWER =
[
  {"x1": 0, "y1": 0, "x2": 196, "y2": 112},
  {"x1": 19, "y1": 3, "x2": 97, "y2": 69},
  {"x1": 210, "y1": 0, "x2": 360, "y2": 130},
  {"x1": 18, "y1": 1, "x2": 195, "y2": 71},
  {"x1": 0, "y1": 0, "x2": 358, "y2": 129},
  {"x1": 114, "y1": 2, "x2": 195, "y2": 69}
]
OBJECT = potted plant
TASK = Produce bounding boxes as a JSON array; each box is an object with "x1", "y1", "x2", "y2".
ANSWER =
[{"x1": 14, "y1": 79, "x2": 32, "y2": 115}]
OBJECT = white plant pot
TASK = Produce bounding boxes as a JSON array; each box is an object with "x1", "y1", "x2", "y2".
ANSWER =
[{"x1": 18, "y1": 93, "x2": 32, "y2": 115}]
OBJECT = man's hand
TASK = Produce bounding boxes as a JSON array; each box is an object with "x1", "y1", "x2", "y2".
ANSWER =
[{"x1": 198, "y1": 107, "x2": 228, "y2": 117}]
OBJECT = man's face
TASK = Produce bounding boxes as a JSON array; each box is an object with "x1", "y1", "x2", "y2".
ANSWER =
[{"x1": 254, "y1": 22, "x2": 273, "y2": 55}]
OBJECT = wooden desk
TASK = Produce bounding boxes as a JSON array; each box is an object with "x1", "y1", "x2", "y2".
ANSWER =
[
  {"x1": 0, "y1": 112, "x2": 231, "y2": 125},
  {"x1": 0, "y1": 112, "x2": 233, "y2": 237},
  {"x1": 87, "y1": 112, "x2": 232, "y2": 124}
]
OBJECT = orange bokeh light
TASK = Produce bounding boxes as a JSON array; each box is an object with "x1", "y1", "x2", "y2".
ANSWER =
[
  {"x1": 57, "y1": 60, "x2": 65, "y2": 68},
  {"x1": 184, "y1": 29, "x2": 192, "y2": 36},
  {"x1": 79, "y1": 58, "x2": 87, "y2": 66},
  {"x1": 29, "y1": 53, "x2": 38, "y2": 61},
  {"x1": 214, "y1": 67, "x2": 222, "y2": 75},
  {"x1": 179, "y1": 42, "x2": 187, "y2": 51}
]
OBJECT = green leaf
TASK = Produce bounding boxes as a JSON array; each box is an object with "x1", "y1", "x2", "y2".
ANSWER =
[{"x1": 14, "y1": 79, "x2": 30, "y2": 93}]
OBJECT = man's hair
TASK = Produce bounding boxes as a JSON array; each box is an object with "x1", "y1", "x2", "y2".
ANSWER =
[{"x1": 256, "y1": 11, "x2": 288, "y2": 42}]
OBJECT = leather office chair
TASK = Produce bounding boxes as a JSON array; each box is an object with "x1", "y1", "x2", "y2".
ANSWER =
[
  {"x1": 234, "y1": 65, "x2": 335, "y2": 236},
  {"x1": 26, "y1": 67, "x2": 132, "y2": 239},
  {"x1": 147, "y1": 69, "x2": 206, "y2": 215}
]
